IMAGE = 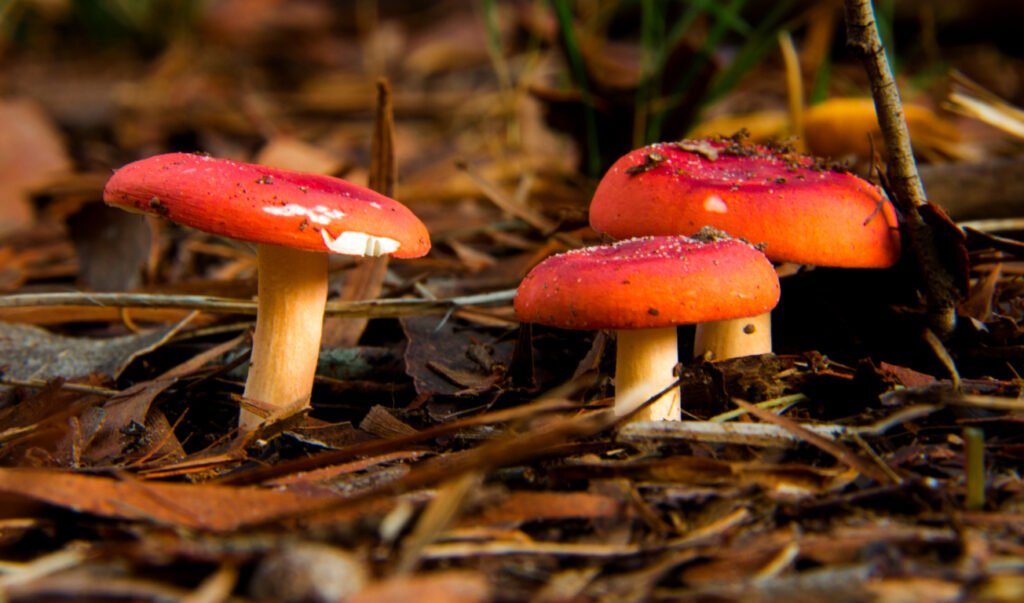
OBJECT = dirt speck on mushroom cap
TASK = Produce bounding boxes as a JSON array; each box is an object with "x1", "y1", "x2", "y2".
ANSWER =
[
  {"x1": 590, "y1": 138, "x2": 900, "y2": 268},
  {"x1": 514, "y1": 235, "x2": 780, "y2": 330},
  {"x1": 103, "y1": 153, "x2": 430, "y2": 258}
]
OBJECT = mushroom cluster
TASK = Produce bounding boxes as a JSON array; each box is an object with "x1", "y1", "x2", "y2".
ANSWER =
[
  {"x1": 516, "y1": 136, "x2": 903, "y2": 425},
  {"x1": 104, "y1": 153, "x2": 430, "y2": 431},
  {"x1": 515, "y1": 235, "x2": 779, "y2": 421},
  {"x1": 589, "y1": 136, "x2": 901, "y2": 360}
]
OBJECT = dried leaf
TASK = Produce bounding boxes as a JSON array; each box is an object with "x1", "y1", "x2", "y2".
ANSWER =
[
  {"x1": 0, "y1": 236, "x2": 76, "y2": 292},
  {"x1": 459, "y1": 491, "x2": 625, "y2": 528},
  {"x1": 0, "y1": 467, "x2": 333, "y2": 532},
  {"x1": 0, "y1": 320, "x2": 186, "y2": 386},
  {"x1": 0, "y1": 99, "x2": 72, "y2": 236},
  {"x1": 401, "y1": 315, "x2": 514, "y2": 397},
  {"x1": 359, "y1": 405, "x2": 419, "y2": 439},
  {"x1": 81, "y1": 331, "x2": 244, "y2": 466},
  {"x1": 960, "y1": 264, "x2": 1001, "y2": 321},
  {"x1": 447, "y1": 239, "x2": 498, "y2": 273},
  {"x1": 878, "y1": 362, "x2": 938, "y2": 389}
]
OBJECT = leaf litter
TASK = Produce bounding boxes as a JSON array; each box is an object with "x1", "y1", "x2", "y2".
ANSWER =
[{"x1": 0, "y1": 2, "x2": 1023, "y2": 602}]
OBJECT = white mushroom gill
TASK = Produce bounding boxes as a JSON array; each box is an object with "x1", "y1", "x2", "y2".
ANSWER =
[
  {"x1": 321, "y1": 229, "x2": 400, "y2": 257},
  {"x1": 264, "y1": 203, "x2": 346, "y2": 225}
]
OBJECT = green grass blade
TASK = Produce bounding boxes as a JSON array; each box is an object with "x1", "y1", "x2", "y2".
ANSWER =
[
  {"x1": 633, "y1": 0, "x2": 666, "y2": 148},
  {"x1": 704, "y1": 0, "x2": 798, "y2": 105},
  {"x1": 646, "y1": 0, "x2": 748, "y2": 142},
  {"x1": 550, "y1": 0, "x2": 601, "y2": 177}
]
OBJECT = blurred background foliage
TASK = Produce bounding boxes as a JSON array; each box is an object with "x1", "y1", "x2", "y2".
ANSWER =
[{"x1": 1, "y1": 0, "x2": 1022, "y2": 177}]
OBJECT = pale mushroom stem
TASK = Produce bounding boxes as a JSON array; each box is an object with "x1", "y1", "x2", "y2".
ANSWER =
[
  {"x1": 693, "y1": 312, "x2": 772, "y2": 361},
  {"x1": 241, "y1": 244, "x2": 328, "y2": 431},
  {"x1": 614, "y1": 327, "x2": 681, "y2": 422}
]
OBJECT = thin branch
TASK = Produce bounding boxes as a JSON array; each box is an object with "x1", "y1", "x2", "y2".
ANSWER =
[
  {"x1": 0, "y1": 289, "x2": 517, "y2": 318},
  {"x1": 729, "y1": 398, "x2": 896, "y2": 484},
  {"x1": 843, "y1": 0, "x2": 961, "y2": 338},
  {"x1": 617, "y1": 403, "x2": 939, "y2": 448},
  {"x1": 0, "y1": 377, "x2": 119, "y2": 396}
]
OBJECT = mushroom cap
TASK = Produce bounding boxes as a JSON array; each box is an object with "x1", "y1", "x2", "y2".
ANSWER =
[
  {"x1": 589, "y1": 138, "x2": 901, "y2": 268},
  {"x1": 103, "y1": 153, "x2": 430, "y2": 258},
  {"x1": 514, "y1": 235, "x2": 780, "y2": 330}
]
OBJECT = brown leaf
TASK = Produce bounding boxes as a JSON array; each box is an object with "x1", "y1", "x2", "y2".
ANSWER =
[
  {"x1": 401, "y1": 315, "x2": 514, "y2": 397},
  {"x1": 878, "y1": 361, "x2": 938, "y2": 388},
  {"x1": 0, "y1": 99, "x2": 72, "y2": 236},
  {"x1": 459, "y1": 491, "x2": 625, "y2": 528},
  {"x1": 359, "y1": 405, "x2": 419, "y2": 439},
  {"x1": 447, "y1": 240, "x2": 498, "y2": 273},
  {"x1": 0, "y1": 381, "x2": 107, "y2": 466},
  {"x1": 0, "y1": 467, "x2": 334, "y2": 531},
  {"x1": 960, "y1": 264, "x2": 1001, "y2": 322},
  {"x1": 0, "y1": 319, "x2": 187, "y2": 386},
  {"x1": 81, "y1": 331, "x2": 245, "y2": 466},
  {"x1": 265, "y1": 450, "x2": 426, "y2": 490},
  {"x1": 426, "y1": 360, "x2": 502, "y2": 396},
  {"x1": 0, "y1": 236, "x2": 76, "y2": 292}
]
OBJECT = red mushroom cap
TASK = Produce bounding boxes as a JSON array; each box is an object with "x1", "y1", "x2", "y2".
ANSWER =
[
  {"x1": 103, "y1": 153, "x2": 430, "y2": 258},
  {"x1": 514, "y1": 235, "x2": 780, "y2": 330},
  {"x1": 589, "y1": 138, "x2": 900, "y2": 268}
]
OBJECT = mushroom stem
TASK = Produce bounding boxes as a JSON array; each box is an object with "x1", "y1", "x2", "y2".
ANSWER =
[
  {"x1": 614, "y1": 327, "x2": 681, "y2": 422},
  {"x1": 693, "y1": 312, "x2": 772, "y2": 361},
  {"x1": 241, "y1": 244, "x2": 328, "y2": 431}
]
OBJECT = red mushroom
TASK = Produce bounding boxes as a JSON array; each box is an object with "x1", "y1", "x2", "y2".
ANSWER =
[
  {"x1": 103, "y1": 153, "x2": 430, "y2": 431},
  {"x1": 589, "y1": 137, "x2": 901, "y2": 360},
  {"x1": 515, "y1": 235, "x2": 779, "y2": 421}
]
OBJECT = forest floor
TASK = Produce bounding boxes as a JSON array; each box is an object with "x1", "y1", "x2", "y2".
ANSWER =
[{"x1": 0, "y1": 2, "x2": 1023, "y2": 601}]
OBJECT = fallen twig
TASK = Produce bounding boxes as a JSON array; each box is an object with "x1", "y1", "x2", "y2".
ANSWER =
[
  {"x1": 619, "y1": 403, "x2": 940, "y2": 448},
  {"x1": 0, "y1": 289, "x2": 516, "y2": 317},
  {"x1": 618, "y1": 420, "x2": 847, "y2": 447},
  {"x1": 843, "y1": 0, "x2": 963, "y2": 338},
  {"x1": 730, "y1": 398, "x2": 896, "y2": 484}
]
